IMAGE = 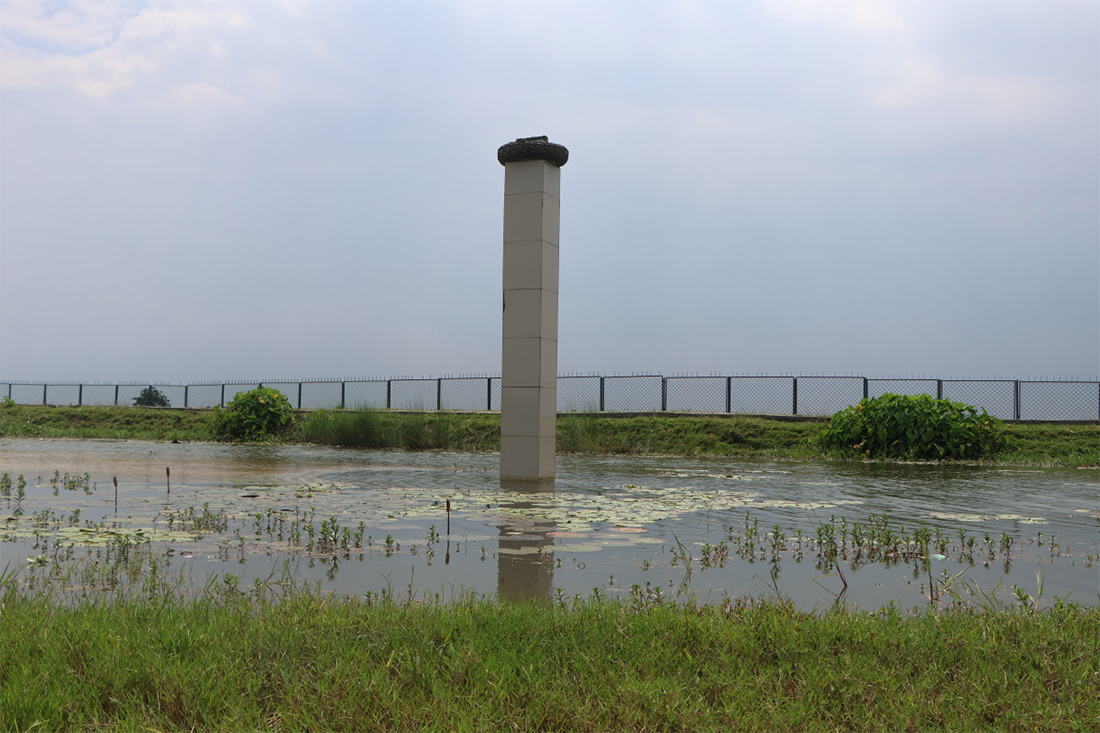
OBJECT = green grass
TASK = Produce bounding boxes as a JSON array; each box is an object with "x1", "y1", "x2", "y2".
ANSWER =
[
  {"x1": 1, "y1": 584, "x2": 1096, "y2": 732},
  {"x1": 1, "y1": 404, "x2": 1096, "y2": 467},
  {"x1": 296, "y1": 406, "x2": 389, "y2": 447},
  {"x1": 556, "y1": 413, "x2": 825, "y2": 458},
  {"x1": 0, "y1": 404, "x2": 216, "y2": 442},
  {"x1": 297, "y1": 409, "x2": 500, "y2": 451},
  {"x1": 999, "y1": 422, "x2": 1100, "y2": 466}
]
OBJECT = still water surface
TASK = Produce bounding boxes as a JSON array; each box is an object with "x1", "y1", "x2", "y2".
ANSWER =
[{"x1": 1, "y1": 439, "x2": 1096, "y2": 610}]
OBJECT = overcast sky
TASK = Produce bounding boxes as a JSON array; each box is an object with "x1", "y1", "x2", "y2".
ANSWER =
[{"x1": 1, "y1": 0, "x2": 1097, "y2": 384}]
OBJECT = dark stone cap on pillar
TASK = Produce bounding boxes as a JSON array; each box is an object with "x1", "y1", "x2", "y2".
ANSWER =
[{"x1": 498, "y1": 136, "x2": 569, "y2": 167}]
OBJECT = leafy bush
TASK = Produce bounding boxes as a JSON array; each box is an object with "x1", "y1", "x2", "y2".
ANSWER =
[
  {"x1": 817, "y1": 393, "x2": 1006, "y2": 460},
  {"x1": 212, "y1": 387, "x2": 295, "y2": 441},
  {"x1": 133, "y1": 386, "x2": 170, "y2": 408}
]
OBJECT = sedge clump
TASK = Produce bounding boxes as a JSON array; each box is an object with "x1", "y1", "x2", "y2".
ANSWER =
[
  {"x1": 817, "y1": 393, "x2": 1006, "y2": 461},
  {"x1": 212, "y1": 387, "x2": 295, "y2": 441}
]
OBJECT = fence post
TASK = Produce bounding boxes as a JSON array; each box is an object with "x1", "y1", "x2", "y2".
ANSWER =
[
  {"x1": 487, "y1": 377, "x2": 492, "y2": 411},
  {"x1": 862, "y1": 378, "x2": 868, "y2": 401},
  {"x1": 1014, "y1": 380, "x2": 1021, "y2": 420},
  {"x1": 220, "y1": 384, "x2": 225, "y2": 408},
  {"x1": 387, "y1": 380, "x2": 392, "y2": 410},
  {"x1": 43, "y1": 385, "x2": 47, "y2": 406},
  {"x1": 78, "y1": 384, "x2": 83, "y2": 406},
  {"x1": 114, "y1": 385, "x2": 119, "y2": 406},
  {"x1": 437, "y1": 378, "x2": 442, "y2": 411},
  {"x1": 937, "y1": 380, "x2": 943, "y2": 400},
  {"x1": 725, "y1": 377, "x2": 732, "y2": 413},
  {"x1": 661, "y1": 377, "x2": 668, "y2": 411},
  {"x1": 184, "y1": 385, "x2": 189, "y2": 408},
  {"x1": 298, "y1": 383, "x2": 303, "y2": 410},
  {"x1": 599, "y1": 377, "x2": 605, "y2": 412},
  {"x1": 792, "y1": 378, "x2": 798, "y2": 415},
  {"x1": 340, "y1": 382, "x2": 346, "y2": 409}
]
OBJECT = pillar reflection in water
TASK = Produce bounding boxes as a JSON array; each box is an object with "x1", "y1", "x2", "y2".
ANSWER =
[{"x1": 497, "y1": 479, "x2": 556, "y2": 601}]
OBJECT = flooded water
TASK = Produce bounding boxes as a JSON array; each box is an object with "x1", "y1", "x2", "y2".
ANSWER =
[{"x1": 1, "y1": 438, "x2": 1096, "y2": 610}]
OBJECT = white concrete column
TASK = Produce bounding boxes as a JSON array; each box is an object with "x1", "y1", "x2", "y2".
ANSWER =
[{"x1": 498, "y1": 136, "x2": 568, "y2": 485}]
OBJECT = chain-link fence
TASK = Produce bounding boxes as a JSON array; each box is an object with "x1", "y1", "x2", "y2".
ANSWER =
[{"x1": 2, "y1": 376, "x2": 1097, "y2": 421}]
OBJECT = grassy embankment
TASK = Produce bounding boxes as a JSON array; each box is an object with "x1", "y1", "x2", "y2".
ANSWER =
[
  {"x1": 1, "y1": 404, "x2": 1096, "y2": 466},
  {"x1": 2, "y1": 585, "x2": 1097, "y2": 732}
]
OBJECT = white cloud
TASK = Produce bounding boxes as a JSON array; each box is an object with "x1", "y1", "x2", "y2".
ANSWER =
[
  {"x1": 0, "y1": 0, "x2": 273, "y2": 106},
  {"x1": 869, "y1": 55, "x2": 1072, "y2": 125},
  {"x1": 764, "y1": 0, "x2": 919, "y2": 37},
  {"x1": 164, "y1": 80, "x2": 246, "y2": 114},
  {"x1": 0, "y1": 0, "x2": 142, "y2": 53},
  {"x1": 764, "y1": 0, "x2": 1079, "y2": 128}
]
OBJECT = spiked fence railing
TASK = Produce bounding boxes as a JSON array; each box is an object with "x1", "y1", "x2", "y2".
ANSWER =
[{"x1": 2, "y1": 375, "x2": 1097, "y2": 421}]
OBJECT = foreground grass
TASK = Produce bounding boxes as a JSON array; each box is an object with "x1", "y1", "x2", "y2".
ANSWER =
[
  {"x1": 1, "y1": 404, "x2": 1096, "y2": 466},
  {"x1": 1, "y1": 588, "x2": 1096, "y2": 732}
]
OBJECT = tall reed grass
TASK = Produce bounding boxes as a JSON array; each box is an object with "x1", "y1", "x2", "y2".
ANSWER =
[
  {"x1": 297, "y1": 407, "x2": 389, "y2": 447},
  {"x1": 295, "y1": 408, "x2": 498, "y2": 451}
]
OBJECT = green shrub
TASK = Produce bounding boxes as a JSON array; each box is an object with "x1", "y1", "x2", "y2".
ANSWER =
[
  {"x1": 212, "y1": 387, "x2": 295, "y2": 441},
  {"x1": 133, "y1": 386, "x2": 170, "y2": 408},
  {"x1": 817, "y1": 393, "x2": 1006, "y2": 460}
]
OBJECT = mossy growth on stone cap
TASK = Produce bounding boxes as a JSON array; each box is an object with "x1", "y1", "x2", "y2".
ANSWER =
[{"x1": 498, "y1": 136, "x2": 569, "y2": 167}]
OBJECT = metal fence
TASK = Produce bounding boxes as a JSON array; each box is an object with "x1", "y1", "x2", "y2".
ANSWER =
[{"x1": 2, "y1": 375, "x2": 1097, "y2": 421}]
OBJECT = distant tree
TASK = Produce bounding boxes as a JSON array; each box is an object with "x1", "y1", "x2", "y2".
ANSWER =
[{"x1": 133, "y1": 386, "x2": 170, "y2": 408}]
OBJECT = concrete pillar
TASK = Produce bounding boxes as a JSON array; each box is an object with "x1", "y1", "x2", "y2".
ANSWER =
[{"x1": 498, "y1": 136, "x2": 568, "y2": 485}]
